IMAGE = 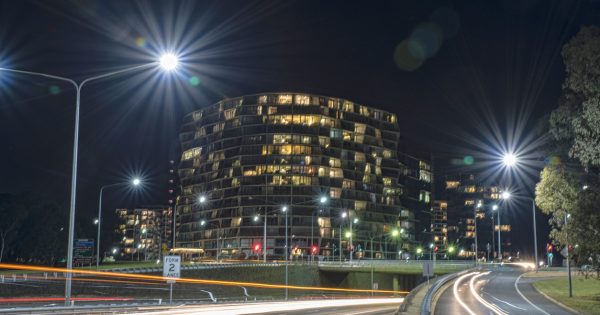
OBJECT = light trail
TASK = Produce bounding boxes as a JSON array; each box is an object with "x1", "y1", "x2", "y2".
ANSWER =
[
  {"x1": 134, "y1": 298, "x2": 405, "y2": 315},
  {"x1": 452, "y1": 271, "x2": 479, "y2": 315},
  {"x1": 468, "y1": 271, "x2": 507, "y2": 315},
  {"x1": 0, "y1": 263, "x2": 408, "y2": 295},
  {"x1": 17, "y1": 274, "x2": 163, "y2": 286}
]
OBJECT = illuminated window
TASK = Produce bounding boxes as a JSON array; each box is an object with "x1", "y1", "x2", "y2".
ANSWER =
[
  {"x1": 193, "y1": 111, "x2": 203, "y2": 121},
  {"x1": 224, "y1": 108, "x2": 236, "y2": 120},
  {"x1": 182, "y1": 147, "x2": 201, "y2": 160},
  {"x1": 383, "y1": 177, "x2": 393, "y2": 186},
  {"x1": 231, "y1": 217, "x2": 242, "y2": 227},
  {"x1": 330, "y1": 187, "x2": 341, "y2": 199},
  {"x1": 419, "y1": 170, "x2": 432, "y2": 183},
  {"x1": 355, "y1": 200, "x2": 366, "y2": 211},
  {"x1": 329, "y1": 158, "x2": 341, "y2": 168},
  {"x1": 268, "y1": 106, "x2": 277, "y2": 114},
  {"x1": 383, "y1": 150, "x2": 392, "y2": 158},
  {"x1": 465, "y1": 185, "x2": 476, "y2": 193},
  {"x1": 446, "y1": 181, "x2": 460, "y2": 189},
  {"x1": 319, "y1": 136, "x2": 330, "y2": 148},
  {"x1": 258, "y1": 95, "x2": 268, "y2": 104},
  {"x1": 419, "y1": 190, "x2": 431, "y2": 203},
  {"x1": 494, "y1": 225, "x2": 511, "y2": 232},
  {"x1": 295, "y1": 94, "x2": 311, "y2": 105},
  {"x1": 355, "y1": 152, "x2": 365, "y2": 162},
  {"x1": 277, "y1": 94, "x2": 292, "y2": 104},
  {"x1": 343, "y1": 101, "x2": 354, "y2": 112},
  {"x1": 354, "y1": 123, "x2": 366, "y2": 134},
  {"x1": 273, "y1": 134, "x2": 291, "y2": 144},
  {"x1": 330, "y1": 168, "x2": 343, "y2": 178},
  {"x1": 464, "y1": 200, "x2": 475, "y2": 206},
  {"x1": 342, "y1": 179, "x2": 354, "y2": 189},
  {"x1": 292, "y1": 175, "x2": 312, "y2": 185},
  {"x1": 359, "y1": 106, "x2": 370, "y2": 117},
  {"x1": 213, "y1": 122, "x2": 225, "y2": 133},
  {"x1": 232, "y1": 178, "x2": 240, "y2": 187},
  {"x1": 318, "y1": 166, "x2": 329, "y2": 177},
  {"x1": 328, "y1": 98, "x2": 340, "y2": 109},
  {"x1": 476, "y1": 212, "x2": 485, "y2": 219},
  {"x1": 304, "y1": 156, "x2": 312, "y2": 165},
  {"x1": 343, "y1": 131, "x2": 352, "y2": 141},
  {"x1": 330, "y1": 129, "x2": 342, "y2": 139}
]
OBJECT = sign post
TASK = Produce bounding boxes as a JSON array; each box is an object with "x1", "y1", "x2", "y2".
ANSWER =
[
  {"x1": 423, "y1": 261, "x2": 433, "y2": 285},
  {"x1": 163, "y1": 255, "x2": 181, "y2": 304},
  {"x1": 73, "y1": 239, "x2": 95, "y2": 266}
]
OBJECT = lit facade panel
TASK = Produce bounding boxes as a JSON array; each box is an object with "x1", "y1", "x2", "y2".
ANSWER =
[{"x1": 177, "y1": 93, "x2": 407, "y2": 260}]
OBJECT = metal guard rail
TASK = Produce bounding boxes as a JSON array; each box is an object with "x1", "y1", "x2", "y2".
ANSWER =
[{"x1": 420, "y1": 268, "x2": 473, "y2": 315}]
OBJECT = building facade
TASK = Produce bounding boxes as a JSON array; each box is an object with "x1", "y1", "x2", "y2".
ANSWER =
[
  {"x1": 444, "y1": 174, "x2": 510, "y2": 260},
  {"x1": 399, "y1": 151, "x2": 434, "y2": 252},
  {"x1": 177, "y1": 93, "x2": 412, "y2": 260},
  {"x1": 116, "y1": 206, "x2": 172, "y2": 260}
]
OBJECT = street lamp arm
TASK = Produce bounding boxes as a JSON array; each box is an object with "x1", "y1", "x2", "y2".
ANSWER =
[
  {"x1": 78, "y1": 63, "x2": 156, "y2": 88},
  {"x1": 0, "y1": 68, "x2": 78, "y2": 88}
]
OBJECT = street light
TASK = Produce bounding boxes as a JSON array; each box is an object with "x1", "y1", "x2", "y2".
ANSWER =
[
  {"x1": 159, "y1": 53, "x2": 179, "y2": 71},
  {"x1": 502, "y1": 152, "x2": 517, "y2": 167},
  {"x1": 0, "y1": 55, "x2": 179, "y2": 305},
  {"x1": 96, "y1": 177, "x2": 142, "y2": 269},
  {"x1": 501, "y1": 154, "x2": 540, "y2": 271}
]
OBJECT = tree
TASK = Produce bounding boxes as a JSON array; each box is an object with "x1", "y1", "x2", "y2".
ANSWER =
[
  {"x1": 536, "y1": 26, "x2": 600, "y2": 261},
  {"x1": 0, "y1": 194, "x2": 28, "y2": 263},
  {"x1": 555, "y1": 26, "x2": 600, "y2": 167}
]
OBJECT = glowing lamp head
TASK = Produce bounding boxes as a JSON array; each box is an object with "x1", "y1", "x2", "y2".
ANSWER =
[
  {"x1": 503, "y1": 153, "x2": 517, "y2": 167},
  {"x1": 391, "y1": 229, "x2": 399, "y2": 237},
  {"x1": 353, "y1": 218, "x2": 359, "y2": 224},
  {"x1": 341, "y1": 212, "x2": 347, "y2": 218},
  {"x1": 345, "y1": 231, "x2": 352, "y2": 238},
  {"x1": 282, "y1": 206, "x2": 288, "y2": 212},
  {"x1": 501, "y1": 191, "x2": 510, "y2": 200},
  {"x1": 199, "y1": 195, "x2": 207, "y2": 203},
  {"x1": 253, "y1": 215, "x2": 259, "y2": 222},
  {"x1": 159, "y1": 53, "x2": 179, "y2": 71},
  {"x1": 492, "y1": 205, "x2": 499, "y2": 211},
  {"x1": 200, "y1": 220, "x2": 206, "y2": 226},
  {"x1": 319, "y1": 196, "x2": 328, "y2": 204},
  {"x1": 132, "y1": 178, "x2": 141, "y2": 186}
]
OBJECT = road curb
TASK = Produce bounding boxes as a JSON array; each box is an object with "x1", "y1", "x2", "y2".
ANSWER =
[{"x1": 531, "y1": 281, "x2": 582, "y2": 315}]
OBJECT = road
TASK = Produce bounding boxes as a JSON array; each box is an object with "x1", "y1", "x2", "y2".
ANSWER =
[
  {"x1": 132, "y1": 298, "x2": 403, "y2": 315},
  {"x1": 434, "y1": 266, "x2": 574, "y2": 315}
]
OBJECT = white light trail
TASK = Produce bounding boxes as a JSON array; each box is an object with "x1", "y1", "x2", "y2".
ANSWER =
[
  {"x1": 469, "y1": 272, "x2": 508, "y2": 315},
  {"x1": 453, "y1": 272, "x2": 479, "y2": 315}
]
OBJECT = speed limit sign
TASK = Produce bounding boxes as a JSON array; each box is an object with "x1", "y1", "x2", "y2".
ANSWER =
[{"x1": 163, "y1": 255, "x2": 181, "y2": 279}]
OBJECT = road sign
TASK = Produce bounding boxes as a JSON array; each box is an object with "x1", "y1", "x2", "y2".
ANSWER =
[
  {"x1": 163, "y1": 255, "x2": 181, "y2": 279},
  {"x1": 422, "y1": 261, "x2": 433, "y2": 277},
  {"x1": 73, "y1": 239, "x2": 95, "y2": 265}
]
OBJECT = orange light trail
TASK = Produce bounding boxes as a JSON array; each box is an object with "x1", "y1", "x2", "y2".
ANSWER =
[
  {"x1": 0, "y1": 263, "x2": 408, "y2": 295},
  {"x1": 20, "y1": 275, "x2": 163, "y2": 286}
]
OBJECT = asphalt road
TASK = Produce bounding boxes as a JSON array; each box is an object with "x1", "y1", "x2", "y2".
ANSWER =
[{"x1": 435, "y1": 266, "x2": 574, "y2": 315}]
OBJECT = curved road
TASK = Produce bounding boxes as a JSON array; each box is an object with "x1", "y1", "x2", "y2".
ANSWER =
[{"x1": 435, "y1": 266, "x2": 574, "y2": 315}]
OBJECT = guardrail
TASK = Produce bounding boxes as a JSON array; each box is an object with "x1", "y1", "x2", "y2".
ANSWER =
[{"x1": 419, "y1": 268, "x2": 473, "y2": 315}]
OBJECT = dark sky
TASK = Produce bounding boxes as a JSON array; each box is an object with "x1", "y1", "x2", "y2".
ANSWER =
[{"x1": 1, "y1": 0, "x2": 599, "y2": 249}]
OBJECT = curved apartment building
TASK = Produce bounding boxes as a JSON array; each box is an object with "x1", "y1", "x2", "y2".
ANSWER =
[{"x1": 177, "y1": 93, "x2": 411, "y2": 260}]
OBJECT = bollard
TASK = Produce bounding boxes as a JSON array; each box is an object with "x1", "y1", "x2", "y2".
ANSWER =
[
  {"x1": 23, "y1": 274, "x2": 27, "y2": 281},
  {"x1": 1, "y1": 275, "x2": 4, "y2": 283},
  {"x1": 158, "y1": 299, "x2": 162, "y2": 305},
  {"x1": 54, "y1": 272, "x2": 58, "y2": 278},
  {"x1": 44, "y1": 272, "x2": 48, "y2": 280},
  {"x1": 12, "y1": 274, "x2": 16, "y2": 282}
]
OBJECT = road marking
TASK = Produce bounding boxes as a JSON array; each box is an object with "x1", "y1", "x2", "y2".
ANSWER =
[
  {"x1": 469, "y1": 272, "x2": 508, "y2": 315},
  {"x1": 486, "y1": 294, "x2": 527, "y2": 310},
  {"x1": 453, "y1": 271, "x2": 479, "y2": 315},
  {"x1": 514, "y1": 274, "x2": 551, "y2": 315}
]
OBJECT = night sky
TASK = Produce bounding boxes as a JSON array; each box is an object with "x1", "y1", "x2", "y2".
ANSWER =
[{"x1": 1, "y1": 0, "x2": 599, "y2": 253}]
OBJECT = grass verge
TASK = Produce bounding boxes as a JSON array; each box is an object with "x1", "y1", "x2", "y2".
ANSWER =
[{"x1": 533, "y1": 275, "x2": 600, "y2": 315}]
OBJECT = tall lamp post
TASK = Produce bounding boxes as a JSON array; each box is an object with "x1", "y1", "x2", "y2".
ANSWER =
[
  {"x1": 282, "y1": 205, "x2": 289, "y2": 300},
  {"x1": 492, "y1": 204, "x2": 501, "y2": 261},
  {"x1": 501, "y1": 153, "x2": 539, "y2": 271},
  {"x1": 565, "y1": 213, "x2": 573, "y2": 297},
  {"x1": 95, "y1": 177, "x2": 141, "y2": 269},
  {"x1": 0, "y1": 53, "x2": 180, "y2": 306},
  {"x1": 200, "y1": 219, "x2": 221, "y2": 261}
]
